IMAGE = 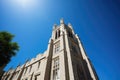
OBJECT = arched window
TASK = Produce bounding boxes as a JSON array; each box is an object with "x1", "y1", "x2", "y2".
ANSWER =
[
  {"x1": 55, "y1": 29, "x2": 60, "y2": 39},
  {"x1": 58, "y1": 30, "x2": 60, "y2": 37},
  {"x1": 53, "y1": 57, "x2": 60, "y2": 80},
  {"x1": 68, "y1": 31, "x2": 73, "y2": 38},
  {"x1": 55, "y1": 31, "x2": 57, "y2": 39}
]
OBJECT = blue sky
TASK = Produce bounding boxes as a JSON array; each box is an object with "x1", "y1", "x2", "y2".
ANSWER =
[{"x1": 0, "y1": 0, "x2": 120, "y2": 79}]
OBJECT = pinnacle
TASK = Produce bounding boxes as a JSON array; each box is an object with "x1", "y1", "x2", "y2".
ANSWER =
[{"x1": 60, "y1": 18, "x2": 64, "y2": 24}]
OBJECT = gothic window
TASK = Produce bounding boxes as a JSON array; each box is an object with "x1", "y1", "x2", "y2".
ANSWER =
[
  {"x1": 55, "y1": 31, "x2": 57, "y2": 39},
  {"x1": 54, "y1": 42, "x2": 60, "y2": 53},
  {"x1": 68, "y1": 31, "x2": 73, "y2": 38},
  {"x1": 58, "y1": 30, "x2": 60, "y2": 37},
  {"x1": 55, "y1": 29, "x2": 61, "y2": 39},
  {"x1": 53, "y1": 57, "x2": 60, "y2": 80}
]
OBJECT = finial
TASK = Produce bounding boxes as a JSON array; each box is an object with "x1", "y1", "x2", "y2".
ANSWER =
[
  {"x1": 9, "y1": 66, "x2": 13, "y2": 70},
  {"x1": 60, "y1": 18, "x2": 64, "y2": 24},
  {"x1": 68, "y1": 23, "x2": 73, "y2": 29},
  {"x1": 17, "y1": 63, "x2": 21, "y2": 67},
  {"x1": 25, "y1": 59, "x2": 29, "y2": 63},
  {"x1": 53, "y1": 24, "x2": 57, "y2": 30},
  {"x1": 68, "y1": 23, "x2": 71, "y2": 26}
]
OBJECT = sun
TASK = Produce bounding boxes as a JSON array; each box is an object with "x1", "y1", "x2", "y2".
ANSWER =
[
  {"x1": 18, "y1": 0, "x2": 32, "y2": 8},
  {"x1": 3, "y1": 0, "x2": 45, "y2": 13},
  {"x1": 13, "y1": 0, "x2": 38, "y2": 9}
]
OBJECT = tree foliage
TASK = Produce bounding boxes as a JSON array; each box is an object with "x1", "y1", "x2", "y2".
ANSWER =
[{"x1": 0, "y1": 31, "x2": 19, "y2": 67}]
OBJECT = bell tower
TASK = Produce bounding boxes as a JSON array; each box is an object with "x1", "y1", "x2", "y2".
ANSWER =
[
  {"x1": 48, "y1": 19, "x2": 99, "y2": 80},
  {"x1": 1, "y1": 19, "x2": 99, "y2": 80}
]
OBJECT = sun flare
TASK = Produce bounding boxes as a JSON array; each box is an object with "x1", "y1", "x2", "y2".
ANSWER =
[{"x1": 13, "y1": 0, "x2": 38, "y2": 9}]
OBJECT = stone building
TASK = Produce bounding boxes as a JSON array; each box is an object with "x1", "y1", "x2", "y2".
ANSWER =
[{"x1": 1, "y1": 19, "x2": 99, "y2": 80}]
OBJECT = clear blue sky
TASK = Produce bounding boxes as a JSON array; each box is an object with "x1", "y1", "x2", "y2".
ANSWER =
[{"x1": 0, "y1": 0, "x2": 120, "y2": 80}]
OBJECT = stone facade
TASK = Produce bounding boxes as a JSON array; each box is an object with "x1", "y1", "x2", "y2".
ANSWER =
[{"x1": 1, "y1": 19, "x2": 99, "y2": 80}]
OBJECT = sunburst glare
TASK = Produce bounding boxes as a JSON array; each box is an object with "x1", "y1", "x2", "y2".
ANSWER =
[{"x1": 8, "y1": 0, "x2": 40, "y2": 10}]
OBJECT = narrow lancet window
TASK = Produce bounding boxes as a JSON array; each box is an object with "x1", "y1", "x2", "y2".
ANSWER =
[
  {"x1": 55, "y1": 29, "x2": 60, "y2": 39},
  {"x1": 54, "y1": 42, "x2": 60, "y2": 53},
  {"x1": 55, "y1": 31, "x2": 57, "y2": 39},
  {"x1": 58, "y1": 30, "x2": 60, "y2": 38},
  {"x1": 53, "y1": 57, "x2": 60, "y2": 80}
]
